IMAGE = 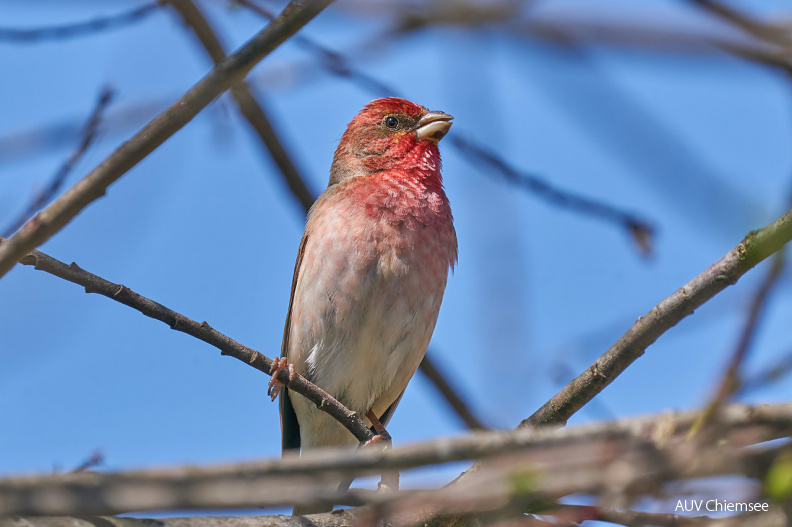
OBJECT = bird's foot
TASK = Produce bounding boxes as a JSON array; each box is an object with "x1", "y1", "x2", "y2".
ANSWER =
[
  {"x1": 268, "y1": 358, "x2": 295, "y2": 401},
  {"x1": 363, "y1": 409, "x2": 392, "y2": 447},
  {"x1": 362, "y1": 433, "x2": 392, "y2": 447}
]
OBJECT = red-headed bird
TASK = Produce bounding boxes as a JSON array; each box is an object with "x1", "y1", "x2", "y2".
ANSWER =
[{"x1": 270, "y1": 97, "x2": 457, "y2": 514}]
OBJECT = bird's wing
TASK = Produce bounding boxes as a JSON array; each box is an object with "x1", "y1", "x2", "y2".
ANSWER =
[
  {"x1": 280, "y1": 233, "x2": 309, "y2": 454},
  {"x1": 378, "y1": 389, "x2": 405, "y2": 428}
]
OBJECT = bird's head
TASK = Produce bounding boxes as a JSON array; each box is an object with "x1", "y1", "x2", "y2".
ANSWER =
[{"x1": 330, "y1": 97, "x2": 453, "y2": 185}]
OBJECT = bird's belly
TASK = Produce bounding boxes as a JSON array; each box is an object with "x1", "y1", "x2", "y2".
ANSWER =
[
  {"x1": 288, "y1": 220, "x2": 450, "y2": 448},
  {"x1": 306, "y1": 253, "x2": 446, "y2": 414}
]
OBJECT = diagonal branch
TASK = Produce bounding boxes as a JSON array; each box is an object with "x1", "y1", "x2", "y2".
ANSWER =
[
  {"x1": 0, "y1": 0, "x2": 335, "y2": 281},
  {"x1": 449, "y1": 135, "x2": 655, "y2": 255},
  {"x1": 713, "y1": 250, "x2": 786, "y2": 401},
  {"x1": 522, "y1": 206, "x2": 792, "y2": 429},
  {"x1": 420, "y1": 352, "x2": 489, "y2": 431},
  {"x1": 2, "y1": 87, "x2": 114, "y2": 237},
  {"x1": 1, "y1": 238, "x2": 374, "y2": 445},
  {"x1": 166, "y1": 0, "x2": 315, "y2": 211},
  {"x1": 687, "y1": 0, "x2": 792, "y2": 50}
]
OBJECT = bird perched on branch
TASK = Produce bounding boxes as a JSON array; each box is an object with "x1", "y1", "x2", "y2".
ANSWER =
[{"x1": 269, "y1": 97, "x2": 457, "y2": 514}]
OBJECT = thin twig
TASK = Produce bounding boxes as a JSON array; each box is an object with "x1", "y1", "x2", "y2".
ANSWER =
[
  {"x1": 420, "y1": 352, "x2": 489, "y2": 431},
  {"x1": 685, "y1": 0, "x2": 792, "y2": 78},
  {"x1": 167, "y1": 0, "x2": 315, "y2": 211},
  {"x1": 739, "y1": 346, "x2": 792, "y2": 395},
  {"x1": 234, "y1": 0, "x2": 396, "y2": 95},
  {"x1": 714, "y1": 251, "x2": 786, "y2": 400},
  {"x1": 449, "y1": 135, "x2": 655, "y2": 256},
  {"x1": 0, "y1": 2, "x2": 164, "y2": 42},
  {"x1": 687, "y1": 0, "x2": 792, "y2": 50},
  {"x1": 0, "y1": 0, "x2": 335, "y2": 280},
  {"x1": 1, "y1": 239, "x2": 374, "y2": 444},
  {"x1": 71, "y1": 449, "x2": 104, "y2": 474},
  {"x1": 2, "y1": 87, "x2": 114, "y2": 237}
]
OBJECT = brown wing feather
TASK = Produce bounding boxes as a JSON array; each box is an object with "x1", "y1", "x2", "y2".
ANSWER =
[{"x1": 279, "y1": 233, "x2": 309, "y2": 454}]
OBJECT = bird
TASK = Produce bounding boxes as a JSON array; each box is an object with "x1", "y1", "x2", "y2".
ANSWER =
[{"x1": 269, "y1": 97, "x2": 457, "y2": 515}]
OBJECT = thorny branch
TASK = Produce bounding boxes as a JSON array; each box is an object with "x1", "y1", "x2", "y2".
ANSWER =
[
  {"x1": 0, "y1": 0, "x2": 335, "y2": 280},
  {"x1": 0, "y1": 2, "x2": 165, "y2": 42},
  {"x1": 2, "y1": 87, "x2": 114, "y2": 238},
  {"x1": 0, "y1": 237, "x2": 374, "y2": 445}
]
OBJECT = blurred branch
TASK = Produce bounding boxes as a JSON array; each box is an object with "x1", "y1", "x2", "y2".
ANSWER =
[
  {"x1": 0, "y1": 2, "x2": 164, "y2": 42},
  {"x1": 0, "y1": 516, "x2": 360, "y2": 527},
  {"x1": 596, "y1": 507, "x2": 787, "y2": 527},
  {"x1": 2, "y1": 87, "x2": 114, "y2": 238},
  {"x1": 71, "y1": 449, "x2": 104, "y2": 474},
  {"x1": 0, "y1": 98, "x2": 170, "y2": 166},
  {"x1": 234, "y1": 0, "x2": 396, "y2": 95},
  {"x1": 688, "y1": 0, "x2": 792, "y2": 50},
  {"x1": 167, "y1": 0, "x2": 315, "y2": 211},
  {"x1": 420, "y1": 352, "x2": 489, "y2": 431},
  {"x1": 694, "y1": 182, "x2": 792, "y2": 429},
  {"x1": 685, "y1": 0, "x2": 792, "y2": 76},
  {"x1": 450, "y1": 135, "x2": 655, "y2": 256},
  {"x1": 521, "y1": 206, "x2": 792, "y2": 430},
  {"x1": 237, "y1": 0, "x2": 657, "y2": 256},
  {"x1": 0, "y1": 238, "x2": 374, "y2": 445},
  {"x1": 1, "y1": 402, "x2": 790, "y2": 516},
  {"x1": 740, "y1": 347, "x2": 792, "y2": 395},
  {"x1": 710, "y1": 251, "x2": 786, "y2": 403},
  {"x1": 0, "y1": 0, "x2": 335, "y2": 281}
]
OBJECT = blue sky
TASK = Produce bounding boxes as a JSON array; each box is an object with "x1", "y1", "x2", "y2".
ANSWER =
[{"x1": 1, "y1": 0, "x2": 791, "y2": 518}]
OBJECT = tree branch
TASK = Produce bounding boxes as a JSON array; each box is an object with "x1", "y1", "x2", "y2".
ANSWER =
[
  {"x1": 0, "y1": 239, "x2": 374, "y2": 444},
  {"x1": 0, "y1": 402, "x2": 789, "y2": 516},
  {"x1": 166, "y1": 0, "x2": 315, "y2": 212},
  {"x1": 2, "y1": 87, "x2": 114, "y2": 237},
  {"x1": 687, "y1": 0, "x2": 792, "y2": 50},
  {"x1": 0, "y1": 2, "x2": 164, "y2": 42},
  {"x1": 0, "y1": 0, "x2": 334, "y2": 280},
  {"x1": 523, "y1": 206, "x2": 792, "y2": 429},
  {"x1": 0, "y1": 513, "x2": 362, "y2": 527},
  {"x1": 420, "y1": 352, "x2": 489, "y2": 431},
  {"x1": 235, "y1": 0, "x2": 657, "y2": 256},
  {"x1": 713, "y1": 251, "x2": 786, "y2": 402}
]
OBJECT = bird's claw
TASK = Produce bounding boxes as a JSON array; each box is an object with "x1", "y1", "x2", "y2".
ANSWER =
[
  {"x1": 363, "y1": 433, "x2": 392, "y2": 448},
  {"x1": 268, "y1": 358, "x2": 295, "y2": 401},
  {"x1": 363, "y1": 409, "x2": 392, "y2": 447}
]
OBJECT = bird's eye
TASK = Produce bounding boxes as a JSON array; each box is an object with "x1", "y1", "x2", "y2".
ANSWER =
[{"x1": 384, "y1": 116, "x2": 399, "y2": 129}]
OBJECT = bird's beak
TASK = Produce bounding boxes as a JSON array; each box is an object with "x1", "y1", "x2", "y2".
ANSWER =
[{"x1": 416, "y1": 111, "x2": 453, "y2": 143}]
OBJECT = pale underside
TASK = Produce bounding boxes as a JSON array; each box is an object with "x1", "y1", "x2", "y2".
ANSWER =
[{"x1": 286, "y1": 172, "x2": 455, "y2": 449}]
